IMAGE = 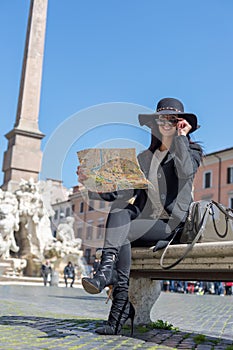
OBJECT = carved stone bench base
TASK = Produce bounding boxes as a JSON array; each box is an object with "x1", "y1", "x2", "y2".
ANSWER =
[{"x1": 129, "y1": 276, "x2": 161, "y2": 325}]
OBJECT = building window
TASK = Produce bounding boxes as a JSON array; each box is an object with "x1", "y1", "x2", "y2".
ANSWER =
[
  {"x1": 72, "y1": 204, "x2": 75, "y2": 213},
  {"x1": 203, "y1": 171, "x2": 212, "y2": 189},
  {"x1": 85, "y1": 248, "x2": 91, "y2": 264},
  {"x1": 77, "y1": 227, "x2": 83, "y2": 238},
  {"x1": 227, "y1": 167, "x2": 233, "y2": 184},
  {"x1": 229, "y1": 197, "x2": 233, "y2": 209},
  {"x1": 97, "y1": 224, "x2": 105, "y2": 239},
  {"x1": 86, "y1": 224, "x2": 93, "y2": 240},
  {"x1": 89, "y1": 200, "x2": 94, "y2": 211},
  {"x1": 80, "y1": 202, "x2": 84, "y2": 213},
  {"x1": 60, "y1": 209, "x2": 65, "y2": 218},
  {"x1": 65, "y1": 207, "x2": 70, "y2": 217},
  {"x1": 54, "y1": 210, "x2": 58, "y2": 220}
]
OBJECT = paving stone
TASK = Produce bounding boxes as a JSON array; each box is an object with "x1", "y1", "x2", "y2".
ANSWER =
[{"x1": 1, "y1": 285, "x2": 233, "y2": 349}]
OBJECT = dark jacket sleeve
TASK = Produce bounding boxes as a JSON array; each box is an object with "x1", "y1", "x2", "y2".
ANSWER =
[
  {"x1": 166, "y1": 137, "x2": 203, "y2": 228},
  {"x1": 171, "y1": 136, "x2": 203, "y2": 179},
  {"x1": 88, "y1": 189, "x2": 136, "y2": 202}
]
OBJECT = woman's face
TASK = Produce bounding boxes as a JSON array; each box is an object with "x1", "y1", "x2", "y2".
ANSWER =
[{"x1": 157, "y1": 115, "x2": 179, "y2": 138}]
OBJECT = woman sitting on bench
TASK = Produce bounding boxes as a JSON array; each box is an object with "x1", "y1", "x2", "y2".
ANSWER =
[{"x1": 78, "y1": 97, "x2": 203, "y2": 335}]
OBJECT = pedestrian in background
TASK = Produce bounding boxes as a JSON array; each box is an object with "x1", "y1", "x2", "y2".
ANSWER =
[
  {"x1": 224, "y1": 282, "x2": 233, "y2": 295},
  {"x1": 64, "y1": 261, "x2": 75, "y2": 287},
  {"x1": 41, "y1": 260, "x2": 52, "y2": 287}
]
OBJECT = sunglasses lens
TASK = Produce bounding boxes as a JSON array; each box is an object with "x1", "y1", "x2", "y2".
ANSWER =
[
  {"x1": 156, "y1": 120, "x2": 166, "y2": 126},
  {"x1": 157, "y1": 115, "x2": 178, "y2": 126}
]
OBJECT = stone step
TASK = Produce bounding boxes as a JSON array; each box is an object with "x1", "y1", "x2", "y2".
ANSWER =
[
  {"x1": 0, "y1": 262, "x2": 12, "y2": 277},
  {"x1": 0, "y1": 274, "x2": 82, "y2": 286}
]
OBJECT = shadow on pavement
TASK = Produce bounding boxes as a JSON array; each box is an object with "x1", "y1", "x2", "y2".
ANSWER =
[{"x1": 0, "y1": 315, "x2": 101, "y2": 338}]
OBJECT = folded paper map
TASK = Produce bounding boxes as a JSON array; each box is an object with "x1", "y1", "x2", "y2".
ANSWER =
[{"x1": 77, "y1": 148, "x2": 150, "y2": 192}]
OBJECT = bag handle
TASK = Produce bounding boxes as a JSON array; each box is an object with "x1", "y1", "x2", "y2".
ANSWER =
[
  {"x1": 211, "y1": 200, "x2": 233, "y2": 221},
  {"x1": 210, "y1": 202, "x2": 228, "y2": 238},
  {"x1": 159, "y1": 202, "x2": 212, "y2": 270}
]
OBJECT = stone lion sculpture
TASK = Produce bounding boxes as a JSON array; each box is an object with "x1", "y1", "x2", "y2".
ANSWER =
[{"x1": 15, "y1": 178, "x2": 55, "y2": 260}]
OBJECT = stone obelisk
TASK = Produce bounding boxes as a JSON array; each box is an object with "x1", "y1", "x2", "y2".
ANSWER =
[{"x1": 2, "y1": 0, "x2": 48, "y2": 192}]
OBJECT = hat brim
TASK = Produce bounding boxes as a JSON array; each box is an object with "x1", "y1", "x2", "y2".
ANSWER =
[{"x1": 138, "y1": 111, "x2": 198, "y2": 134}]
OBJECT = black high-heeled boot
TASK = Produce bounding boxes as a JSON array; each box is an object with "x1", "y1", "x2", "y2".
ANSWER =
[
  {"x1": 82, "y1": 250, "x2": 117, "y2": 294},
  {"x1": 95, "y1": 288, "x2": 135, "y2": 336}
]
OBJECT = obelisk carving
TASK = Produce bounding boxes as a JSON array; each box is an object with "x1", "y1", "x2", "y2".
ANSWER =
[{"x1": 2, "y1": 0, "x2": 48, "y2": 192}]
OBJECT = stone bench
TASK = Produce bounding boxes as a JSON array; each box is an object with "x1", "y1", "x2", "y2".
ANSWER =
[{"x1": 128, "y1": 241, "x2": 233, "y2": 325}]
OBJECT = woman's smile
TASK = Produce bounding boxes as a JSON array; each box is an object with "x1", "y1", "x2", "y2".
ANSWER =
[
  {"x1": 161, "y1": 125, "x2": 173, "y2": 130},
  {"x1": 159, "y1": 124, "x2": 177, "y2": 136}
]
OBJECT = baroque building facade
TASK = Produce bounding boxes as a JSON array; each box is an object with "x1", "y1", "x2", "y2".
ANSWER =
[
  {"x1": 51, "y1": 184, "x2": 111, "y2": 264},
  {"x1": 69, "y1": 185, "x2": 112, "y2": 264},
  {"x1": 193, "y1": 147, "x2": 233, "y2": 207}
]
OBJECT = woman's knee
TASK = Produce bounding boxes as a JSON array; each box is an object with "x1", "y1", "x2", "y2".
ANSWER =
[
  {"x1": 111, "y1": 201, "x2": 140, "y2": 217},
  {"x1": 110, "y1": 200, "x2": 132, "y2": 211}
]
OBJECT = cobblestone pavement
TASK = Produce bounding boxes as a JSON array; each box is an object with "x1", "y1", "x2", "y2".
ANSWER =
[{"x1": 0, "y1": 284, "x2": 233, "y2": 349}]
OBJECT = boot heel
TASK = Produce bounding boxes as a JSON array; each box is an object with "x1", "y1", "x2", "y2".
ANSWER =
[
  {"x1": 130, "y1": 316, "x2": 134, "y2": 336},
  {"x1": 129, "y1": 303, "x2": 135, "y2": 336},
  {"x1": 95, "y1": 291, "x2": 135, "y2": 336},
  {"x1": 105, "y1": 285, "x2": 113, "y2": 304}
]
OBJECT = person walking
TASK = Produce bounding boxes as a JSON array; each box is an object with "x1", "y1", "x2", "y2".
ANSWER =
[
  {"x1": 78, "y1": 97, "x2": 202, "y2": 335},
  {"x1": 41, "y1": 260, "x2": 52, "y2": 287}
]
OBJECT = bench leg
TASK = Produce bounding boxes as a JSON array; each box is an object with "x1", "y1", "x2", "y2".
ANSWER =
[{"x1": 129, "y1": 276, "x2": 161, "y2": 325}]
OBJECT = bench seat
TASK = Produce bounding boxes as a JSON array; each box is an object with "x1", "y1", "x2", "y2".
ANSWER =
[
  {"x1": 129, "y1": 241, "x2": 233, "y2": 324},
  {"x1": 131, "y1": 241, "x2": 233, "y2": 281}
]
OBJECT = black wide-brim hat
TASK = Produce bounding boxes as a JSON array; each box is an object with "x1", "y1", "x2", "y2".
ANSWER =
[{"x1": 138, "y1": 97, "x2": 199, "y2": 134}]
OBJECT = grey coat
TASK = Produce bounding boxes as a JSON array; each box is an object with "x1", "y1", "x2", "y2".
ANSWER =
[
  {"x1": 89, "y1": 135, "x2": 202, "y2": 230},
  {"x1": 134, "y1": 135, "x2": 202, "y2": 230}
]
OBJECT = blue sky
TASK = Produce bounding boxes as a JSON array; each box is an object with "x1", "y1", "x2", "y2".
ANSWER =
[{"x1": 1, "y1": 0, "x2": 233, "y2": 188}]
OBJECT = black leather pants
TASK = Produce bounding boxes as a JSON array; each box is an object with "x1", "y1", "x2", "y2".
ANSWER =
[{"x1": 103, "y1": 201, "x2": 173, "y2": 288}]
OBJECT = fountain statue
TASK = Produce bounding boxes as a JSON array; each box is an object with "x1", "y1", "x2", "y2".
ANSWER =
[
  {"x1": 0, "y1": 178, "x2": 83, "y2": 279},
  {"x1": 56, "y1": 216, "x2": 82, "y2": 253},
  {"x1": 0, "y1": 189, "x2": 27, "y2": 277},
  {"x1": 15, "y1": 178, "x2": 55, "y2": 261},
  {"x1": 44, "y1": 216, "x2": 84, "y2": 279},
  {"x1": 0, "y1": 189, "x2": 20, "y2": 259}
]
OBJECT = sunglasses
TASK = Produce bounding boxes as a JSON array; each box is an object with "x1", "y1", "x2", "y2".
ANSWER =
[{"x1": 156, "y1": 115, "x2": 179, "y2": 127}]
